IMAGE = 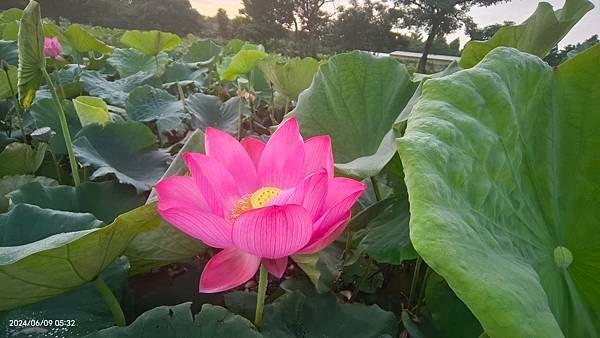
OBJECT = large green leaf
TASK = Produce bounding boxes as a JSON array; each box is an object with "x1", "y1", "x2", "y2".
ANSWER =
[
  {"x1": 125, "y1": 85, "x2": 186, "y2": 141},
  {"x1": 291, "y1": 246, "x2": 342, "y2": 293},
  {"x1": 8, "y1": 181, "x2": 145, "y2": 223},
  {"x1": 0, "y1": 142, "x2": 46, "y2": 177},
  {"x1": 128, "y1": 129, "x2": 207, "y2": 275},
  {"x1": 2, "y1": 20, "x2": 19, "y2": 41},
  {"x1": 183, "y1": 39, "x2": 223, "y2": 65},
  {"x1": 0, "y1": 40, "x2": 18, "y2": 65},
  {"x1": 261, "y1": 291, "x2": 398, "y2": 337},
  {"x1": 73, "y1": 96, "x2": 111, "y2": 126},
  {"x1": 162, "y1": 61, "x2": 208, "y2": 87},
  {"x1": 0, "y1": 203, "x2": 156, "y2": 310},
  {"x1": 0, "y1": 64, "x2": 17, "y2": 99},
  {"x1": 80, "y1": 71, "x2": 159, "y2": 106},
  {"x1": 120, "y1": 30, "x2": 180, "y2": 56},
  {"x1": 425, "y1": 272, "x2": 483, "y2": 338},
  {"x1": 0, "y1": 175, "x2": 57, "y2": 213},
  {"x1": 187, "y1": 94, "x2": 248, "y2": 134},
  {"x1": 219, "y1": 49, "x2": 266, "y2": 81},
  {"x1": 459, "y1": 0, "x2": 594, "y2": 68},
  {"x1": 356, "y1": 195, "x2": 417, "y2": 265},
  {"x1": 107, "y1": 48, "x2": 169, "y2": 77},
  {"x1": 290, "y1": 51, "x2": 417, "y2": 178},
  {"x1": 258, "y1": 56, "x2": 320, "y2": 100},
  {"x1": 17, "y1": 0, "x2": 45, "y2": 109},
  {"x1": 0, "y1": 257, "x2": 128, "y2": 337},
  {"x1": 73, "y1": 121, "x2": 169, "y2": 192},
  {"x1": 63, "y1": 24, "x2": 112, "y2": 54},
  {"x1": 86, "y1": 302, "x2": 261, "y2": 338},
  {"x1": 30, "y1": 98, "x2": 82, "y2": 154},
  {"x1": 397, "y1": 46, "x2": 600, "y2": 337},
  {"x1": 0, "y1": 8, "x2": 23, "y2": 23}
]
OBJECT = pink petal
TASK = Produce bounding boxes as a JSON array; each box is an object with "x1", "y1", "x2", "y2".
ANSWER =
[
  {"x1": 199, "y1": 248, "x2": 260, "y2": 293},
  {"x1": 314, "y1": 179, "x2": 365, "y2": 236},
  {"x1": 321, "y1": 177, "x2": 366, "y2": 216},
  {"x1": 232, "y1": 205, "x2": 312, "y2": 259},
  {"x1": 205, "y1": 128, "x2": 258, "y2": 195},
  {"x1": 304, "y1": 136, "x2": 334, "y2": 177},
  {"x1": 298, "y1": 211, "x2": 351, "y2": 254},
  {"x1": 158, "y1": 206, "x2": 233, "y2": 248},
  {"x1": 184, "y1": 152, "x2": 241, "y2": 217},
  {"x1": 264, "y1": 257, "x2": 288, "y2": 279},
  {"x1": 268, "y1": 171, "x2": 329, "y2": 221},
  {"x1": 155, "y1": 176, "x2": 208, "y2": 212},
  {"x1": 240, "y1": 137, "x2": 265, "y2": 169},
  {"x1": 258, "y1": 117, "x2": 305, "y2": 189}
]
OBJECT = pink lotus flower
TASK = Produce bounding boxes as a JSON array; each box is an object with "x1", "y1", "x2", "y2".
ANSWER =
[
  {"x1": 44, "y1": 37, "x2": 62, "y2": 58},
  {"x1": 156, "y1": 117, "x2": 366, "y2": 293}
]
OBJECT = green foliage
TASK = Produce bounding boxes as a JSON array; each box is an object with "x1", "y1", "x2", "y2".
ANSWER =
[
  {"x1": 80, "y1": 71, "x2": 159, "y2": 106},
  {"x1": 261, "y1": 291, "x2": 398, "y2": 337},
  {"x1": 460, "y1": 0, "x2": 594, "y2": 68},
  {"x1": 29, "y1": 98, "x2": 82, "y2": 154},
  {"x1": 290, "y1": 51, "x2": 417, "y2": 178},
  {"x1": 73, "y1": 96, "x2": 111, "y2": 126},
  {"x1": 8, "y1": 181, "x2": 145, "y2": 223},
  {"x1": 73, "y1": 121, "x2": 169, "y2": 192},
  {"x1": 398, "y1": 46, "x2": 600, "y2": 337},
  {"x1": 183, "y1": 39, "x2": 223, "y2": 65},
  {"x1": 120, "y1": 30, "x2": 180, "y2": 56},
  {"x1": 0, "y1": 257, "x2": 128, "y2": 337},
  {"x1": 258, "y1": 56, "x2": 319, "y2": 100},
  {"x1": 16, "y1": 0, "x2": 44, "y2": 108},
  {"x1": 220, "y1": 49, "x2": 266, "y2": 81},
  {"x1": 186, "y1": 94, "x2": 248, "y2": 135},
  {"x1": 107, "y1": 48, "x2": 169, "y2": 77},
  {"x1": 125, "y1": 85, "x2": 186, "y2": 142},
  {"x1": 0, "y1": 64, "x2": 17, "y2": 98},
  {"x1": 0, "y1": 203, "x2": 157, "y2": 310},
  {"x1": 0, "y1": 142, "x2": 46, "y2": 177},
  {"x1": 0, "y1": 175, "x2": 57, "y2": 212},
  {"x1": 63, "y1": 24, "x2": 113, "y2": 54},
  {"x1": 88, "y1": 302, "x2": 261, "y2": 338}
]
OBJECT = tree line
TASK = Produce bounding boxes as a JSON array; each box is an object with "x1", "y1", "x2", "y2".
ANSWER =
[{"x1": 2, "y1": 0, "x2": 521, "y2": 72}]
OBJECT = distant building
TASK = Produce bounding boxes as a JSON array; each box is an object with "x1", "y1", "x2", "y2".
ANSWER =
[
  {"x1": 364, "y1": 50, "x2": 460, "y2": 73},
  {"x1": 391, "y1": 51, "x2": 459, "y2": 73}
]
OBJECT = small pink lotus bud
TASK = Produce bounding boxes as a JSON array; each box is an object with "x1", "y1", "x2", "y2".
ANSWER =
[{"x1": 44, "y1": 37, "x2": 62, "y2": 58}]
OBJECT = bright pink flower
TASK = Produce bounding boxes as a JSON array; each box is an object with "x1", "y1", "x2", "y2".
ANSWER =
[
  {"x1": 156, "y1": 117, "x2": 366, "y2": 293},
  {"x1": 44, "y1": 37, "x2": 62, "y2": 58}
]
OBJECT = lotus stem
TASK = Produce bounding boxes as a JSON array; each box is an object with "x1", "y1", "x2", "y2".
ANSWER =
[
  {"x1": 412, "y1": 266, "x2": 431, "y2": 313},
  {"x1": 254, "y1": 264, "x2": 268, "y2": 328},
  {"x1": 3, "y1": 67, "x2": 26, "y2": 143},
  {"x1": 370, "y1": 176, "x2": 382, "y2": 202},
  {"x1": 49, "y1": 149, "x2": 62, "y2": 184},
  {"x1": 41, "y1": 66, "x2": 80, "y2": 186},
  {"x1": 352, "y1": 257, "x2": 373, "y2": 301},
  {"x1": 93, "y1": 276, "x2": 126, "y2": 327},
  {"x1": 237, "y1": 98, "x2": 243, "y2": 140},
  {"x1": 407, "y1": 257, "x2": 423, "y2": 309},
  {"x1": 284, "y1": 97, "x2": 290, "y2": 115}
]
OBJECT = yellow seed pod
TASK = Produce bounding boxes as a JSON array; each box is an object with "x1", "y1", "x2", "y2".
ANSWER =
[{"x1": 250, "y1": 187, "x2": 282, "y2": 208}]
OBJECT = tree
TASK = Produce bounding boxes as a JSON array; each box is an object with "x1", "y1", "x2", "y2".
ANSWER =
[
  {"x1": 215, "y1": 8, "x2": 232, "y2": 40},
  {"x1": 328, "y1": 0, "x2": 400, "y2": 53},
  {"x1": 2, "y1": 0, "x2": 206, "y2": 35},
  {"x1": 544, "y1": 34, "x2": 598, "y2": 66},
  {"x1": 239, "y1": 0, "x2": 290, "y2": 45},
  {"x1": 464, "y1": 20, "x2": 514, "y2": 40},
  {"x1": 395, "y1": 0, "x2": 507, "y2": 73}
]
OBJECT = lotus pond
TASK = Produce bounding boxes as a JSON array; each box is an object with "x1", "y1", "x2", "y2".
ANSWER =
[{"x1": 0, "y1": 0, "x2": 598, "y2": 337}]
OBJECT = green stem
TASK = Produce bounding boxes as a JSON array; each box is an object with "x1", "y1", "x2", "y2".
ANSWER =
[
  {"x1": 93, "y1": 276, "x2": 126, "y2": 326},
  {"x1": 412, "y1": 266, "x2": 431, "y2": 313},
  {"x1": 269, "y1": 87, "x2": 277, "y2": 124},
  {"x1": 237, "y1": 98, "x2": 244, "y2": 140},
  {"x1": 352, "y1": 258, "x2": 373, "y2": 301},
  {"x1": 154, "y1": 55, "x2": 160, "y2": 74},
  {"x1": 370, "y1": 176, "x2": 382, "y2": 202},
  {"x1": 407, "y1": 257, "x2": 423, "y2": 308},
  {"x1": 254, "y1": 264, "x2": 268, "y2": 328},
  {"x1": 49, "y1": 150, "x2": 63, "y2": 184},
  {"x1": 176, "y1": 82, "x2": 187, "y2": 111},
  {"x1": 284, "y1": 97, "x2": 290, "y2": 115},
  {"x1": 4, "y1": 68, "x2": 26, "y2": 143},
  {"x1": 41, "y1": 66, "x2": 80, "y2": 186}
]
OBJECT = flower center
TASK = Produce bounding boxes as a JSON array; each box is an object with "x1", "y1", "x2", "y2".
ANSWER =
[{"x1": 229, "y1": 187, "x2": 281, "y2": 223}]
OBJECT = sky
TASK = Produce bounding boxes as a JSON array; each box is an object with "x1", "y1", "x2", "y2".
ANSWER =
[{"x1": 190, "y1": 0, "x2": 599, "y2": 48}]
